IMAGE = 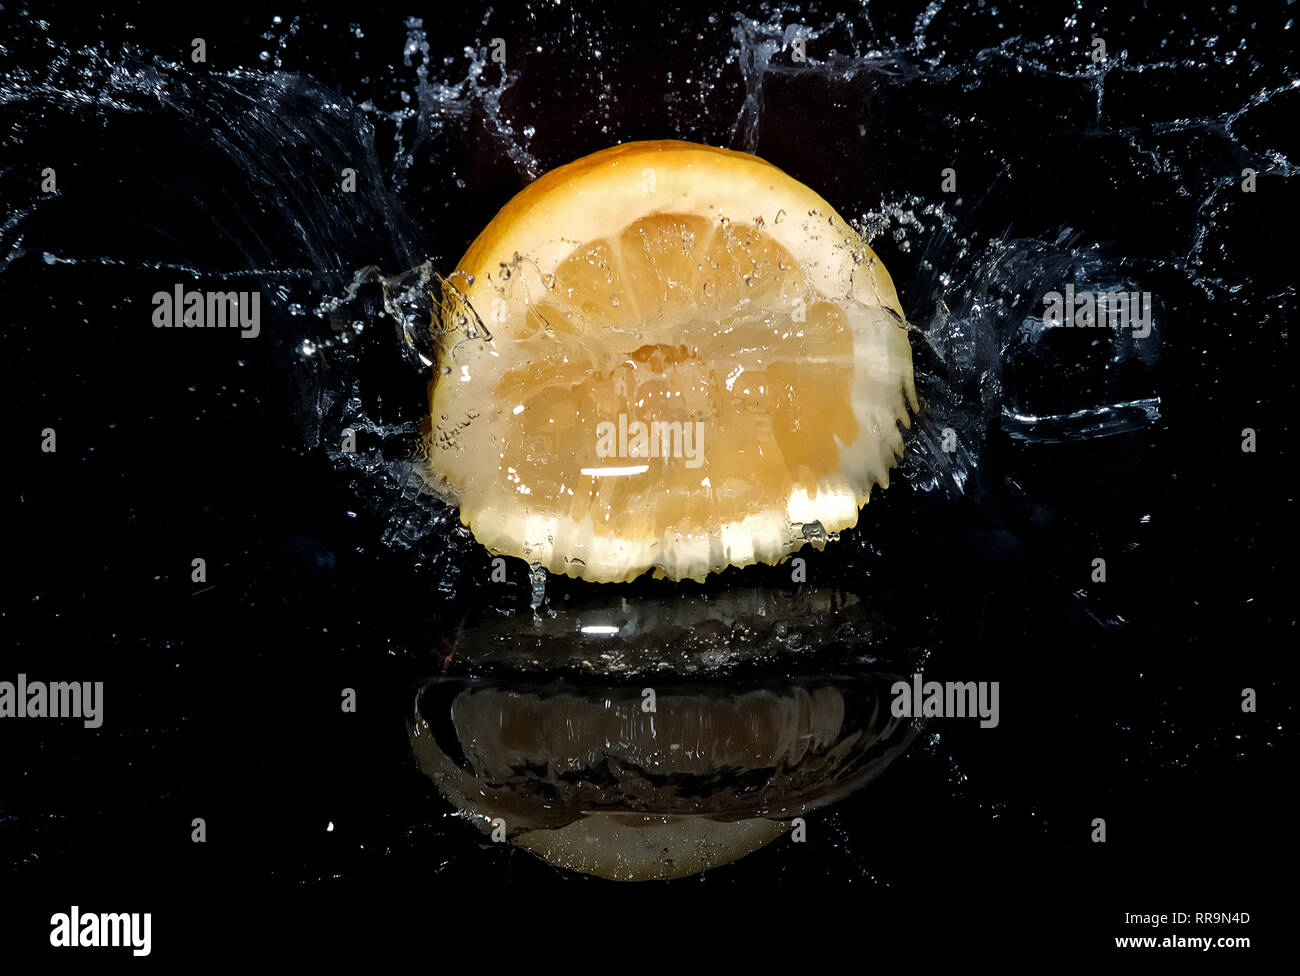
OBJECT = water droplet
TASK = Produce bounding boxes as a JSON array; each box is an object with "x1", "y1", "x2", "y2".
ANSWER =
[
  {"x1": 801, "y1": 521, "x2": 827, "y2": 541},
  {"x1": 529, "y1": 562, "x2": 547, "y2": 610}
]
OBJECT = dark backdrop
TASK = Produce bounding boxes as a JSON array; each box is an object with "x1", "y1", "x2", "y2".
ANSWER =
[{"x1": 2, "y1": 0, "x2": 1292, "y2": 956}]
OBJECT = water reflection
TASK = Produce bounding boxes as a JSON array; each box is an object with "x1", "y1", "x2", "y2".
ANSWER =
[{"x1": 408, "y1": 587, "x2": 918, "y2": 880}]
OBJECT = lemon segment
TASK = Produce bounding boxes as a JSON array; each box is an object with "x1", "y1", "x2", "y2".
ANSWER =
[{"x1": 428, "y1": 140, "x2": 917, "y2": 583}]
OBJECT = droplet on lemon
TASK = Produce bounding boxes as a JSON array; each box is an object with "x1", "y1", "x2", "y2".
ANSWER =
[{"x1": 427, "y1": 140, "x2": 917, "y2": 583}]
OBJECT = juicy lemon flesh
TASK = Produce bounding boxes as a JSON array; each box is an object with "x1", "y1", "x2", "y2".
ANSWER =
[
  {"x1": 496, "y1": 214, "x2": 858, "y2": 538},
  {"x1": 429, "y1": 142, "x2": 915, "y2": 583}
]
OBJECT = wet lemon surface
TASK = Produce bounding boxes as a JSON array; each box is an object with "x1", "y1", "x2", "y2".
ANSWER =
[{"x1": 429, "y1": 142, "x2": 916, "y2": 582}]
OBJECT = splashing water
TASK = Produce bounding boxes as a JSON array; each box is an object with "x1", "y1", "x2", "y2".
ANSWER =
[{"x1": 4, "y1": 8, "x2": 1285, "y2": 551}]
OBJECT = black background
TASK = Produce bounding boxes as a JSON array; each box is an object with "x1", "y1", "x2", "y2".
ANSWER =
[{"x1": 2, "y1": 0, "x2": 1293, "y2": 958}]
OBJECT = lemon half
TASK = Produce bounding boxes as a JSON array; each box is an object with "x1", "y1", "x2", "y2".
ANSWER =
[{"x1": 428, "y1": 140, "x2": 916, "y2": 583}]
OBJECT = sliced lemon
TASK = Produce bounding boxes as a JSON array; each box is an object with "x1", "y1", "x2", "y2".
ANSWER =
[{"x1": 428, "y1": 140, "x2": 916, "y2": 583}]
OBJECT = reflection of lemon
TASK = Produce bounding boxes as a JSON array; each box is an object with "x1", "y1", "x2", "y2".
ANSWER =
[{"x1": 428, "y1": 140, "x2": 916, "y2": 583}]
